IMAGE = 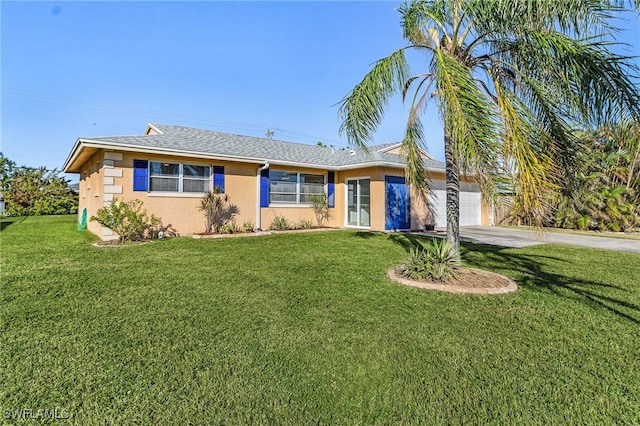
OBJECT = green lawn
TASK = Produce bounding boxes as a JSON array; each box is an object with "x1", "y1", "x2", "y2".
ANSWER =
[{"x1": 2, "y1": 215, "x2": 639, "y2": 424}]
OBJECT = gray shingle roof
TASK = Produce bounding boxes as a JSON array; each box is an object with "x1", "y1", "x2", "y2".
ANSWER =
[{"x1": 76, "y1": 123, "x2": 445, "y2": 171}]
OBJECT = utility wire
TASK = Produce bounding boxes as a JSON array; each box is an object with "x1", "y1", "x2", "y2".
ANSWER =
[{"x1": 2, "y1": 87, "x2": 348, "y2": 147}]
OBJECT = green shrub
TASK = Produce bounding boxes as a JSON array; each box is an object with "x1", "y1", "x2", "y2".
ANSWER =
[
  {"x1": 269, "y1": 215, "x2": 290, "y2": 231},
  {"x1": 296, "y1": 219, "x2": 314, "y2": 229},
  {"x1": 242, "y1": 220, "x2": 255, "y2": 233},
  {"x1": 396, "y1": 246, "x2": 430, "y2": 280},
  {"x1": 427, "y1": 238, "x2": 459, "y2": 280},
  {"x1": 397, "y1": 239, "x2": 458, "y2": 281},
  {"x1": 576, "y1": 215, "x2": 590, "y2": 231},
  {"x1": 90, "y1": 199, "x2": 160, "y2": 243},
  {"x1": 218, "y1": 221, "x2": 240, "y2": 234}
]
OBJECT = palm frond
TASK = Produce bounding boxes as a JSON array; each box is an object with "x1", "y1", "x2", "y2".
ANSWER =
[
  {"x1": 434, "y1": 50, "x2": 500, "y2": 186},
  {"x1": 338, "y1": 49, "x2": 410, "y2": 147},
  {"x1": 469, "y1": 0, "x2": 625, "y2": 37},
  {"x1": 402, "y1": 73, "x2": 435, "y2": 101},
  {"x1": 400, "y1": 108, "x2": 434, "y2": 213},
  {"x1": 400, "y1": 0, "x2": 451, "y2": 47},
  {"x1": 494, "y1": 28, "x2": 640, "y2": 126},
  {"x1": 495, "y1": 81, "x2": 557, "y2": 226}
]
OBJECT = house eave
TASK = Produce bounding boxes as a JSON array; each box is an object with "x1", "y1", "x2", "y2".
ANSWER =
[
  {"x1": 63, "y1": 139, "x2": 93, "y2": 173},
  {"x1": 63, "y1": 139, "x2": 446, "y2": 174}
]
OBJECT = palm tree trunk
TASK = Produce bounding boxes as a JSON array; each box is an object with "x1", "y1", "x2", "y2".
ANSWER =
[{"x1": 444, "y1": 129, "x2": 460, "y2": 260}]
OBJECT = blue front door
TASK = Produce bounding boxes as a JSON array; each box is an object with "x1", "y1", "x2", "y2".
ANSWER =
[{"x1": 385, "y1": 176, "x2": 410, "y2": 230}]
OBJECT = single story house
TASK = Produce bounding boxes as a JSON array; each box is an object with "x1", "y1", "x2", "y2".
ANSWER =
[{"x1": 63, "y1": 123, "x2": 491, "y2": 240}]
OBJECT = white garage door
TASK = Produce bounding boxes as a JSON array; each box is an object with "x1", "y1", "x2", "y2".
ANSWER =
[
  {"x1": 431, "y1": 190, "x2": 448, "y2": 228},
  {"x1": 429, "y1": 181, "x2": 481, "y2": 227},
  {"x1": 459, "y1": 190, "x2": 482, "y2": 226}
]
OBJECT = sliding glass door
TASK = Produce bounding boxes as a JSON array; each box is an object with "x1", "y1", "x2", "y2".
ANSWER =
[{"x1": 346, "y1": 178, "x2": 370, "y2": 227}]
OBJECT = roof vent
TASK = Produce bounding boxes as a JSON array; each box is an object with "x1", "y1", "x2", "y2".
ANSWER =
[{"x1": 349, "y1": 149, "x2": 356, "y2": 156}]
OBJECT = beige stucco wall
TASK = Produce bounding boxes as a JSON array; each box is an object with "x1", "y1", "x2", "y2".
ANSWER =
[
  {"x1": 119, "y1": 152, "x2": 258, "y2": 236},
  {"x1": 74, "y1": 149, "x2": 489, "y2": 240},
  {"x1": 260, "y1": 165, "x2": 335, "y2": 230},
  {"x1": 76, "y1": 150, "x2": 261, "y2": 238},
  {"x1": 77, "y1": 151, "x2": 106, "y2": 237},
  {"x1": 336, "y1": 166, "x2": 411, "y2": 231},
  {"x1": 481, "y1": 201, "x2": 493, "y2": 226},
  {"x1": 260, "y1": 166, "x2": 398, "y2": 231}
]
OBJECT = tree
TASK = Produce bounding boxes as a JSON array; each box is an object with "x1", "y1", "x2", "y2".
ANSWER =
[
  {"x1": 550, "y1": 120, "x2": 640, "y2": 231},
  {"x1": 0, "y1": 153, "x2": 16, "y2": 191},
  {"x1": 339, "y1": 0, "x2": 640, "y2": 257},
  {"x1": 583, "y1": 120, "x2": 640, "y2": 191},
  {"x1": 1, "y1": 153, "x2": 78, "y2": 216}
]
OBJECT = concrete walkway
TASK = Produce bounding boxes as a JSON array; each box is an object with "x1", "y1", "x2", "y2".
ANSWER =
[{"x1": 457, "y1": 226, "x2": 640, "y2": 254}]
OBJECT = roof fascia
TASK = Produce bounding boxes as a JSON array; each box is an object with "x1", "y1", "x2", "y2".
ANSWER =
[
  {"x1": 78, "y1": 140, "x2": 268, "y2": 165},
  {"x1": 64, "y1": 138, "x2": 446, "y2": 174},
  {"x1": 62, "y1": 138, "x2": 84, "y2": 172}
]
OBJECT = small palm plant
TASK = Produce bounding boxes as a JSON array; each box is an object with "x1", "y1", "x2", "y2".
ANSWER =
[
  {"x1": 397, "y1": 239, "x2": 458, "y2": 281},
  {"x1": 426, "y1": 238, "x2": 459, "y2": 280},
  {"x1": 296, "y1": 219, "x2": 314, "y2": 229},
  {"x1": 397, "y1": 246, "x2": 431, "y2": 281},
  {"x1": 269, "y1": 214, "x2": 290, "y2": 231},
  {"x1": 242, "y1": 220, "x2": 255, "y2": 233},
  {"x1": 199, "y1": 188, "x2": 229, "y2": 233},
  {"x1": 309, "y1": 194, "x2": 332, "y2": 227}
]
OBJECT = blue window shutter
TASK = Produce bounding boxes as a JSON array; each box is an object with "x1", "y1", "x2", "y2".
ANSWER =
[
  {"x1": 260, "y1": 169, "x2": 269, "y2": 207},
  {"x1": 327, "y1": 171, "x2": 335, "y2": 208},
  {"x1": 213, "y1": 166, "x2": 225, "y2": 193},
  {"x1": 133, "y1": 160, "x2": 148, "y2": 191}
]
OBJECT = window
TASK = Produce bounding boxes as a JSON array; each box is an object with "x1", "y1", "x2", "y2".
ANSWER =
[
  {"x1": 347, "y1": 178, "x2": 370, "y2": 227},
  {"x1": 149, "y1": 161, "x2": 210, "y2": 193},
  {"x1": 300, "y1": 173, "x2": 325, "y2": 203},
  {"x1": 182, "y1": 164, "x2": 210, "y2": 193},
  {"x1": 269, "y1": 170, "x2": 324, "y2": 204},
  {"x1": 150, "y1": 162, "x2": 179, "y2": 192}
]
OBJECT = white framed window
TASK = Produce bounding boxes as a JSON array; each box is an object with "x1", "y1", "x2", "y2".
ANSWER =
[
  {"x1": 149, "y1": 161, "x2": 210, "y2": 193},
  {"x1": 346, "y1": 178, "x2": 370, "y2": 227},
  {"x1": 269, "y1": 170, "x2": 324, "y2": 204}
]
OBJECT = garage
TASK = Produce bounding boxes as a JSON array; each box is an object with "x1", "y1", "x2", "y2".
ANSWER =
[{"x1": 429, "y1": 181, "x2": 482, "y2": 227}]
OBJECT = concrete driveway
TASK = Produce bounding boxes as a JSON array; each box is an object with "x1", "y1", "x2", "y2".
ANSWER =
[{"x1": 458, "y1": 226, "x2": 640, "y2": 254}]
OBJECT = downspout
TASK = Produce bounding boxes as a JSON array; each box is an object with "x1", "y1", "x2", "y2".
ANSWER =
[{"x1": 256, "y1": 162, "x2": 270, "y2": 231}]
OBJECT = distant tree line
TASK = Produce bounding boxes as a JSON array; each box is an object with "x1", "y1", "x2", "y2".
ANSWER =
[{"x1": 0, "y1": 153, "x2": 78, "y2": 216}]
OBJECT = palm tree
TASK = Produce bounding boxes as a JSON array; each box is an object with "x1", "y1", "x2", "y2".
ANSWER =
[
  {"x1": 339, "y1": 0, "x2": 640, "y2": 257},
  {"x1": 585, "y1": 120, "x2": 640, "y2": 190}
]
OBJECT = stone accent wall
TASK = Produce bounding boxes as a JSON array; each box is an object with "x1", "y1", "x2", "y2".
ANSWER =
[{"x1": 101, "y1": 152, "x2": 124, "y2": 240}]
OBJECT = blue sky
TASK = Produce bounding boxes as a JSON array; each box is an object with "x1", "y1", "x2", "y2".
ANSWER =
[{"x1": 2, "y1": 1, "x2": 639, "y2": 179}]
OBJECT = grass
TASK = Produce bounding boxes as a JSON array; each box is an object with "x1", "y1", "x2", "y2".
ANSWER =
[{"x1": 2, "y1": 215, "x2": 639, "y2": 424}]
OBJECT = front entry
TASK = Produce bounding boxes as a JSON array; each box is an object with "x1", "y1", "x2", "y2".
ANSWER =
[{"x1": 385, "y1": 176, "x2": 410, "y2": 230}]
